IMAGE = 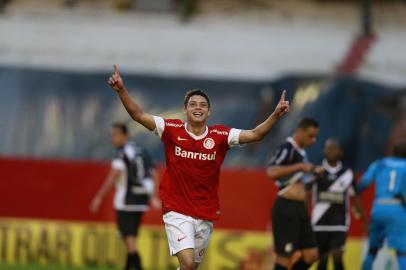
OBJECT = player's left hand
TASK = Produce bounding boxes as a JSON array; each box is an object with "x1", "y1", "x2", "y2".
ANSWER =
[
  {"x1": 108, "y1": 64, "x2": 125, "y2": 93},
  {"x1": 273, "y1": 90, "x2": 290, "y2": 118}
]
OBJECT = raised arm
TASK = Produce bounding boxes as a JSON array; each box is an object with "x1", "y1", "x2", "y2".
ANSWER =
[
  {"x1": 238, "y1": 90, "x2": 290, "y2": 144},
  {"x1": 108, "y1": 65, "x2": 156, "y2": 131}
]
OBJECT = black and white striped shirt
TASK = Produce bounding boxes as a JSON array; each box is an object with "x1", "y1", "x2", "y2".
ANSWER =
[
  {"x1": 112, "y1": 142, "x2": 155, "y2": 212},
  {"x1": 311, "y1": 159, "x2": 356, "y2": 232},
  {"x1": 268, "y1": 137, "x2": 309, "y2": 189}
]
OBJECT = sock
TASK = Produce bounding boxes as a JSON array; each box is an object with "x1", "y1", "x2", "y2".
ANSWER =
[
  {"x1": 292, "y1": 259, "x2": 311, "y2": 270},
  {"x1": 317, "y1": 258, "x2": 327, "y2": 270},
  {"x1": 397, "y1": 255, "x2": 406, "y2": 270},
  {"x1": 274, "y1": 263, "x2": 288, "y2": 270},
  {"x1": 133, "y1": 251, "x2": 143, "y2": 270},
  {"x1": 334, "y1": 261, "x2": 344, "y2": 270},
  {"x1": 362, "y1": 253, "x2": 376, "y2": 270},
  {"x1": 125, "y1": 253, "x2": 132, "y2": 270},
  {"x1": 125, "y1": 252, "x2": 142, "y2": 270}
]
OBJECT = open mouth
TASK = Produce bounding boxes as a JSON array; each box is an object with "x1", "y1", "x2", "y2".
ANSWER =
[{"x1": 193, "y1": 112, "x2": 203, "y2": 117}]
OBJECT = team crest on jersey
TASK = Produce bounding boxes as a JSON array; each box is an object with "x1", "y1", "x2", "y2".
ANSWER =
[{"x1": 203, "y1": 138, "x2": 215, "y2": 149}]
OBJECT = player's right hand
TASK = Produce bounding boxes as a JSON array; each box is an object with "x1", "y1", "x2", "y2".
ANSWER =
[
  {"x1": 300, "y1": 163, "x2": 314, "y2": 173},
  {"x1": 108, "y1": 64, "x2": 125, "y2": 92},
  {"x1": 312, "y1": 165, "x2": 325, "y2": 175}
]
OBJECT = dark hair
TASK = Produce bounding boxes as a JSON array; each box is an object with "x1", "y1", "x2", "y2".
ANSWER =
[
  {"x1": 184, "y1": 89, "x2": 211, "y2": 108},
  {"x1": 112, "y1": 122, "x2": 128, "y2": 135},
  {"x1": 325, "y1": 138, "x2": 341, "y2": 148},
  {"x1": 297, "y1": 117, "x2": 319, "y2": 130},
  {"x1": 393, "y1": 142, "x2": 406, "y2": 158}
]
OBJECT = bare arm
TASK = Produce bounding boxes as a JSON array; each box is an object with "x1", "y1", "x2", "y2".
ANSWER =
[
  {"x1": 352, "y1": 194, "x2": 368, "y2": 232},
  {"x1": 239, "y1": 90, "x2": 290, "y2": 144},
  {"x1": 108, "y1": 65, "x2": 156, "y2": 131},
  {"x1": 90, "y1": 168, "x2": 122, "y2": 213},
  {"x1": 266, "y1": 163, "x2": 312, "y2": 180},
  {"x1": 149, "y1": 168, "x2": 162, "y2": 210}
]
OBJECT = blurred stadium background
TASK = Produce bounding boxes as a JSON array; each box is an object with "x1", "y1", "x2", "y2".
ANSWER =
[{"x1": 0, "y1": 0, "x2": 405, "y2": 269}]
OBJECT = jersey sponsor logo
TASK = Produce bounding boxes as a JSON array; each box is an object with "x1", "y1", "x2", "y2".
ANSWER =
[
  {"x1": 175, "y1": 146, "x2": 216, "y2": 161},
  {"x1": 210, "y1": 129, "x2": 228, "y2": 136},
  {"x1": 203, "y1": 138, "x2": 215, "y2": 149},
  {"x1": 166, "y1": 122, "x2": 183, "y2": 128},
  {"x1": 318, "y1": 191, "x2": 345, "y2": 204},
  {"x1": 177, "y1": 136, "x2": 188, "y2": 141}
]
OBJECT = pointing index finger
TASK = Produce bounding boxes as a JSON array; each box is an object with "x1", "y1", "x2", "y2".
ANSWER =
[
  {"x1": 113, "y1": 64, "x2": 119, "y2": 74},
  {"x1": 280, "y1": 90, "x2": 286, "y2": 101}
]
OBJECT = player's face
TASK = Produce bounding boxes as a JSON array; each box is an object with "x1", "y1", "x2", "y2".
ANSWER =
[
  {"x1": 184, "y1": 95, "x2": 210, "y2": 124},
  {"x1": 299, "y1": 126, "x2": 319, "y2": 148},
  {"x1": 110, "y1": 128, "x2": 127, "y2": 148},
  {"x1": 324, "y1": 141, "x2": 342, "y2": 162}
]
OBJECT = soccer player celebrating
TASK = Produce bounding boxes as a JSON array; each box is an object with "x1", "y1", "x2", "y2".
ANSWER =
[
  {"x1": 266, "y1": 117, "x2": 322, "y2": 270},
  {"x1": 310, "y1": 138, "x2": 366, "y2": 270},
  {"x1": 357, "y1": 142, "x2": 406, "y2": 270},
  {"x1": 90, "y1": 123, "x2": 160, "y2": 270},
  {"x1": 107, "y1": 65, "x2": 290, "y2": 270}
]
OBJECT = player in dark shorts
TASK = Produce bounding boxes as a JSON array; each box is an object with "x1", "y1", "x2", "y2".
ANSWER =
[
  {"x1": 267, "y1": 117, "x2": 323, "y2": 270},
  {"x1": 310, "y1": 138, "x2": 366, "y2": 270},
  {"x1": 90, "y1": 123, "x2": 161, "y2": 270}
]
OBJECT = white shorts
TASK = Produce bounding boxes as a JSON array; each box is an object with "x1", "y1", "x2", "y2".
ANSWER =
[{"x1": 163, "y1": 211, "x2": 213, "y2": 263}]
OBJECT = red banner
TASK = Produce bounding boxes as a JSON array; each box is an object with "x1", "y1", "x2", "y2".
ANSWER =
[{"x1": 0, "y1": 157, "x2": 374, "y2": 236}]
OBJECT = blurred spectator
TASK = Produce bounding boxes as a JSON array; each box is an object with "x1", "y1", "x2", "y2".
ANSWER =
[
  {"x1": 177, "y1": 0, "x2": 197, "y2": 21},
  {"x1": 0, "y1": 0, "x2": 11, "y2": 13},
  {"x1": 63, "y1": 0, "x2": 134, "y2": 10},
  {"x1": 63, "y1": 0, "x2": 77, "y2": 8}
]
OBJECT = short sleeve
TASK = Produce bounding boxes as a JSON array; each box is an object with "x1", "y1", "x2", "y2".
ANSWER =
[
  {"x1": 228, "y1": 128, "x2": 242, "y2": 147},
  {"x1": 152, "y1": 116, "x2": 165, "y2": 138},
  {"x1": 268, "y1": 145, "x2": 290, "y2": 167},
  {"x1": 111, "y1": 159, "x2": 125, "y2": 171}
]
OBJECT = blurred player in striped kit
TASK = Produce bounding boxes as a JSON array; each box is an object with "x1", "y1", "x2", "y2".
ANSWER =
[
  {"x1": 267, "y1": 117, "x2": 323, "y2": 270},
  {"x1": 90, "y1": 123, "x2": 160, "y2": 270},
  {"x1": 357, "y1": 142, "x2": 406, "y2": 270},
  {"x1": 309, "y1": 138, "x2": 366, "y2": 270}
]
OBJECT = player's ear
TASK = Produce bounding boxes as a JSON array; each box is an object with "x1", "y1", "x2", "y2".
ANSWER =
[{"x1": 207, "y1": 110, "x2": 211, "y2": 117}]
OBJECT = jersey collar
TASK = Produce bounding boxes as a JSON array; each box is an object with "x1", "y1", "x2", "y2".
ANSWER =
[
  {"x1": 322, "y1": 159, "x2": 343, "y2": 174},
  {"x1": 286, "y1": 136, "x2": 306, "y2": 157},
  {"x1": 184, "y1": 123, "x2": 208, "y2": 140}
]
